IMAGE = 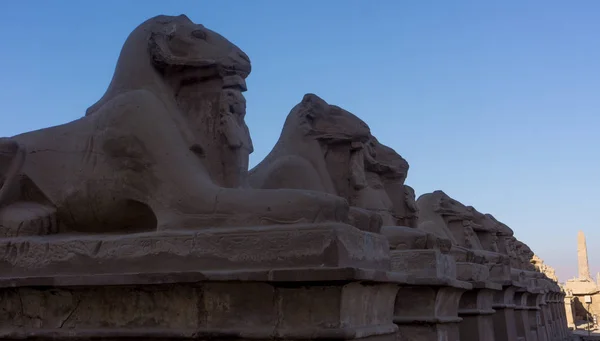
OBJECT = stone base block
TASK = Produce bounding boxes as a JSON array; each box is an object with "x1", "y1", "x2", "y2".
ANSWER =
[
  {"x1": 493, "y1": 286, "x2": 520, "y2": 341},
  {"x1": 0, "y1": 271, "x2": 400, "y2": 340},
  {"x1": 394, "y1": 281, "x2": 471, "y2": 341},
  {"x1": 389, "y1": 249, "x2": 456, "y2": 281},
  {"x1": 0, "y1": 223, "x2": 408, "y2": 340},
  {"x1": 456, "y1": 261, "x2": 490, "y2": 282},
  {"x1": 0, "y1": 223, "x2": 391, "y2": 279},
  {"x1": 395, "y1": 323, "x2": 461, "y2": 341},
  {"x1": 458, "y1": 286, "x2": 502, "y2": 341},
  {"x1": 488, "y1": 262, "x2": 512, "y2": 284}
]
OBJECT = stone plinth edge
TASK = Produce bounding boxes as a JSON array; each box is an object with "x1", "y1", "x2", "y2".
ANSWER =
[{"x1": 0, "y1": 223, "x2": 391, "y2": 279}]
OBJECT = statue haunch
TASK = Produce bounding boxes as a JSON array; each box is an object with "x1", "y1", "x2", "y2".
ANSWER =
[{"x1": 0, "y1": 15, "x2": 348, "y2": 235}]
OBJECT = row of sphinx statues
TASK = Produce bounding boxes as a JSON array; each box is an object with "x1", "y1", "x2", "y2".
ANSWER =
[
  {"x1": 0, "y1": 14, "x2": 544, "y2": 278},
  {"x1": 0, "y1": 13, "x2": 569, "y2": 341}
]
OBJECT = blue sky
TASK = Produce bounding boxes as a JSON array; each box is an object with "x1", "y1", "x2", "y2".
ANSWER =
[{"x1": 1, "y1": 0, "x2": 598, "y2": 282}]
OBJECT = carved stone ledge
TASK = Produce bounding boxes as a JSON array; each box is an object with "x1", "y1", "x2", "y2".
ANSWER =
[
  {"x1": 0, "y1": 223, "x2": 391, "y2": 279},
  {"x1": 389, "y1": 249, "x2": 456, "y2": 281}
]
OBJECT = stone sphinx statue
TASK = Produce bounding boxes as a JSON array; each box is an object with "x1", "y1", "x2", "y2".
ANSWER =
[
  {"x1": 0, "y1": 14, "x2": 349, "y2": 235},
  {"x1": 359, "y1": 137, "x2": 418, "y2": 228},
  {"x1": 248, "y1": 93, "x2": 381, "y2": 231},
  {"x1": 484, "y1": 213, "x2": 514, "y2": 255},
  {"x1": 249, "y1": 96, "x2": 447, "y2": 250},
  {"x1": 515, "y1": 240, "x2": 537, "y2": 272},
  {"x1": 506, "y1": 236, "x2": 524, "y2": 269},
  {"x1": 466, "y1": 207, "x2": 499, "y2": 253},
  {"x1": 416, "y1": 191, "x2": 470, "y2": 247},
  {"x1": 417, "y1": 192, "x2": 497, "y2": 258},
  {"x1": 465, "y1": 206, "x2": 511, "y2": 282},
  {"x1": 416, "y1": 191, "x2": 494, "y2": 281},
  {"x1": 361, "y1": 138, "x2": 449, "y2": 251}
]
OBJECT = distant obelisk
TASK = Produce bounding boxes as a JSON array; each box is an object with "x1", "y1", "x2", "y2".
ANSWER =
[{"x1": 578, "y1": 230, "x2": 592, "y2": 281}]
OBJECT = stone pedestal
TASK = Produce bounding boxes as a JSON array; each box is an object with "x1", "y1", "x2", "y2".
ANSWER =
[
  {"x1": 535, "y1": 293, "x2": 550, "y2": 341},
  {"x1": 554, "y1": 292, "x2": 569, "y2": 341},
  {"x1": 543, "y1": 293, "x2": 557, "y2": 341},
  {"x1": 390, "y1": 249, "x2": 456, "y2": 280},
  {"x1": 524, "y1": 291, "x2": 544, "y2": 341},
  {"x1": 492, "y1": 285, "x2": 521, "y2": 341},
  {"x1": 548, "y1": 291, "x2": 568, "y2": 341},
  {"x1": 563, "y1": 294, "x2": 574, "y2": 337},
  {"x1": 394, "y1": 280, "x2": 471, "y2": 341},
  {"x1": 452, "y1": 260, "x2": 502, "y2": 341},
  {"x1": 515, "y1": 291, "x2": 533, "y2": 341},
  {"x1": 389, "y1": 248, "x2": 471, "y2": 341},
  {"x1": 1, "y1": 273, "x2": 401, "y2": 340},
  {"x1": 458, "y1": 284, "x2": 501, "y2": 341},
  {"x1": 0, "y1": 223, "x2": 404, "y2": 341}
]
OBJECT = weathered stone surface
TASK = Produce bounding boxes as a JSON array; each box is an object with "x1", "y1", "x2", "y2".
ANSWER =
[
  {"x1": 0, "y1": 223, "x2": 393, "y2": 279},
  {"x1": 0, "y1": 280, "x2": 400, "y2": 340},
  {"x1": 416, "y1": 191, "x2": 502, "y2": 285},
  {"x1": 248, "y1": 93, "x2": 377, "y2": 232},
  {"x1": 394, "y1": 285, "x2": 469, "y2": 341}
]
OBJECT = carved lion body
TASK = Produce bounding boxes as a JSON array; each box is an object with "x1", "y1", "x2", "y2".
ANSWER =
[
  {"x1": 248, "y1": 94, "x2": 384, "y2": 231},
  {"x1": 0, "y1": 15, "x2": 348, "y2": 235},
  {"x1": 249, "y1": 94, "x2": 371, "y2": 193}
]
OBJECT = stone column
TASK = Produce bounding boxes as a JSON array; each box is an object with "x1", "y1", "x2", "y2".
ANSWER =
[
  {"x1": 546, "y1": 293, "x2": 558, "y2": 341},
  {"x1": 390, "y1": 246, "x2": 472, "y2": 341},
  {"x1": 564, "y1": 293, "x2": 575, "y2": 335},
  {"x1": 458, "y1": 285, "x2": 500, "y2": 341},
  {"x1": 492, "y1": 285, "x2": 520, "y2": 341},
  {"x1": 525, "y1": 291, "x2": 542, "y2": 341},
  {"x1": 515, "y1": 290, "x2": 533, "y2": 341},
  {"x1": 554, "y1": 293, "x2": 565, "y2": 341},
  {"x1": 394, "y1": 282, "x2": 470, "y2": 341},
  {"x1": 452, "y1": 257, "x2": 503, "y2": 341},
  {"x1": 536, "y1": 293, "x2": 550, "y2": 341}
]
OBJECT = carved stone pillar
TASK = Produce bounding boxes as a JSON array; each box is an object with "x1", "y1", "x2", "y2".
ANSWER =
[
  {"x1": 394, "y1": 282, "x2": 470, "y2": 341},
  {"x1": 458, "y1": 285, "x2": 500, "y2": 341},
  {"x1": 563, "y1": 293, "x2": 575, "y2": 334},
  {"x1": 515, "y1": 290, "x2": 533, "y2": 341},
  {"x1": 390, "y1": 247, "x2": 471, "y2": 341},
  {"x1": 536, "y1": 293, "x2": 550, "y2": 341},
  {"x1": 492, "y1": 285, "x2": 521, "y2": 341},
  {"x1": 545, "y1": 293, "x2": 558, "y2": 341},
  {"x1": 552, "y1": 292, "x2": 568, "y2": 341},
  {"x1": 554, "y1": 293, "x2": 564, "y2": 341},
  {"x1": 525, "y1": 291, "x2": 542, "y2": 341}
]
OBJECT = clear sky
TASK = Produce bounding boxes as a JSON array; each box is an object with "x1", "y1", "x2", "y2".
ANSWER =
[{"x1": 1, "y1": 0, "x2": 598, "y2": 282}]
